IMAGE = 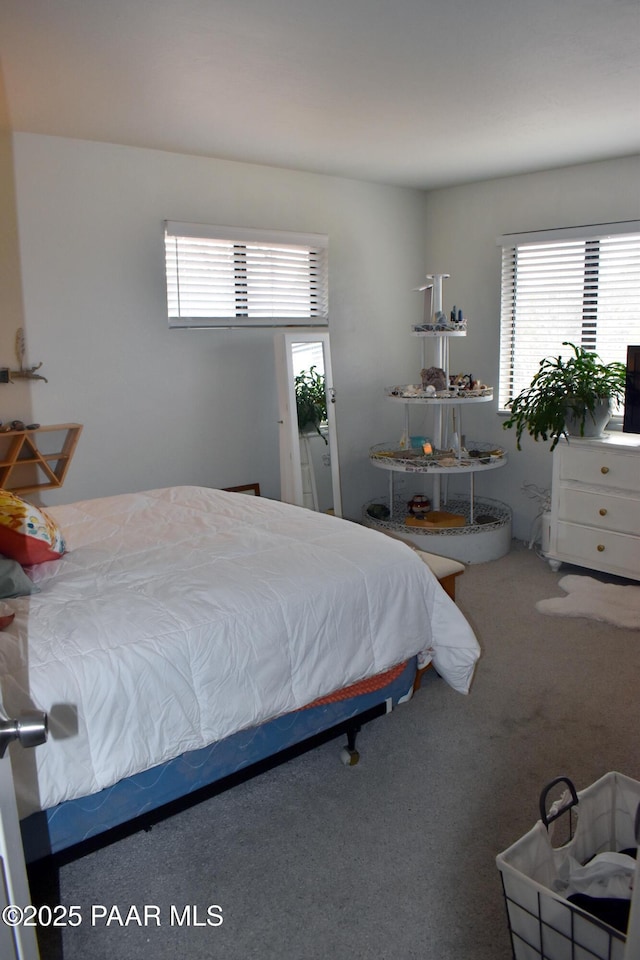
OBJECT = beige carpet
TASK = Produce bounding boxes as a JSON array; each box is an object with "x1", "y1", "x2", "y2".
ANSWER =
[{"x1": 537, "y1": 574, "x2": 640, "y2": 629}]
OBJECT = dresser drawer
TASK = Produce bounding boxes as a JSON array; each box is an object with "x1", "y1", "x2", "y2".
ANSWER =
[
  {"x1": 558, "y1": 445, "x2": 639, "y2": 490},
  {"x1": 554, "y1": 521, "x2": 640, "y2": 578},
  {"x1": 557, "y1": 486, "x2": 640, "y2": 536}
]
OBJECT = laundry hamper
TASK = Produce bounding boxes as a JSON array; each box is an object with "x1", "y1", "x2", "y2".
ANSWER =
[{"x1": 496, "y1": 772, "x2": 640, "y2": 960}]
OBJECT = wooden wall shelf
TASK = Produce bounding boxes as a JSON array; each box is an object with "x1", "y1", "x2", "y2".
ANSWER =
[{"x1": 0, "y1": 423, "x2": 83, "y2": 493}]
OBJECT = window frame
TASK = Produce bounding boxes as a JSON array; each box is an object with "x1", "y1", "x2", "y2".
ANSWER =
[
  {"x1": 497, "y1": 220, "x2": 640, "y2": 414},
  {"x1": 164, "y1": 221, "x2": 329, "y2": 329}
]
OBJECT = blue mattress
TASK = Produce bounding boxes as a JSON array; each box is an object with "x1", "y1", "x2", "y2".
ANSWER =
[{"x1": 21, "y1": 658, "x2": 416, "y2": 863}]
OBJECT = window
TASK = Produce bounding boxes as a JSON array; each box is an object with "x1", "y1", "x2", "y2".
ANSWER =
[
  {"x1": 498, "y1": 221, "x2": 640, "y2": 410},
  {"x1": 164, "y1": 222, "x2": 329, "y2": 328}
]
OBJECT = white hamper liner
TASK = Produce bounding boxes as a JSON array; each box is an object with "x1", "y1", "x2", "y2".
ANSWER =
[{"x1": 496, "y1": 772, "x2": 640, "y2": 960}]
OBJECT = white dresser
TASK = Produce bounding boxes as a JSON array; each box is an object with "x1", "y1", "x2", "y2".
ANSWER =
[{"x1": 546, "y1": 433, "x2": 640, "y2": 581}]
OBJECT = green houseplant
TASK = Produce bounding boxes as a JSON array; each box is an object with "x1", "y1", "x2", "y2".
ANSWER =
[
  {"x1": 503, "y1": 342, "x2": 627, "y2": 451},
  {"x1": 295, "y1": 366, "x2": 328, "y2": 442}
]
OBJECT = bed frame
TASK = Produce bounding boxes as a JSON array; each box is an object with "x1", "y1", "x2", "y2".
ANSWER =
[
  {"x1": 23, "y1": 659, "x2": 416, "y2": 958},
  {"x1": 21, "y1": 658, "x2": 417, "y2": 866}
]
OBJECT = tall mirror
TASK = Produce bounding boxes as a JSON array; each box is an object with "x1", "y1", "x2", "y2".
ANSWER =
[{"x1": 275, "y1": 331, "x2": 342, "y2": 517}]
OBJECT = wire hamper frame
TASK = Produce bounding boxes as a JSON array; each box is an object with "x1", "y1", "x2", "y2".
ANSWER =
[
  {"x1": 496, "y1": 773, "x2": 640, "y2": 960},
  {"x1": 498, "y1": 874, "x2": 628, "y2": 960}
]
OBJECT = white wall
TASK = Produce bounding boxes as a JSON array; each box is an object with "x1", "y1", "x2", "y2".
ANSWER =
[
  {"x1": 423, "y1": 156, "x2": 640, "y2": 540},
  {"x1": 10, "y1": 133, "x2": 429, "y2": 516},
  {"x1": 0, "y1": 69, "x2": 31, "y2": 423},
  {"x1": 9, "y1": 137, "x2": 640, "y2": 539}
]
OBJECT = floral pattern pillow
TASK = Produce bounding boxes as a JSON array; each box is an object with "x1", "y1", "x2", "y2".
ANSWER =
[{"x1": 0, "y1": 490, "x2": 66, "y2": 565}]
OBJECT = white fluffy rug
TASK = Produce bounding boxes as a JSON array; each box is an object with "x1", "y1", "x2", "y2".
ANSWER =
[{"x1": 536, "y1": 575, "x2": 640, "y2": 629}]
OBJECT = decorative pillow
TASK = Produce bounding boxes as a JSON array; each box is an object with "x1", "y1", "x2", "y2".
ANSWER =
[
  {"x1": 0, "y1": 490, "x2": 66, "y2": 565},
  {"x1": 0, "y1": 556, "x2": 40, "y2": 597}
]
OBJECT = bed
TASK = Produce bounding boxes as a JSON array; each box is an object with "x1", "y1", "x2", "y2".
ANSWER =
[{"x1": 0, "y1": 485, "x2": 480, "y2": 864}]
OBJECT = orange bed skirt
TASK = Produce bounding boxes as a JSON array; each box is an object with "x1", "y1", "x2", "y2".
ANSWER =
[{"x1": 303, "y1": 660, "x2": 410, "y2": 709}]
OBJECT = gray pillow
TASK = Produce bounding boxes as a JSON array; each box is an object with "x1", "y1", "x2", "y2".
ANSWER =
[{"x1": 0, "y1": 556, "x2": 40, "y2": 598}]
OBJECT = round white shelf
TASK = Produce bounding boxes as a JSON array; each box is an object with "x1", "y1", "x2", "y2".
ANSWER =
[
  {"x1": 411, "y1": 328, "x2": 467, "y2": 338},
  {"x1": 363, "y1": 495, "x2": 512, "y2": 563},
  {"x1": 371, "y1": 274, "x2": 509, "y2": 562},
  {"x1": 369, "y1": 443, "x2": 507, "y2": 475},
  {"x1": 384, "y1": 390, "x2": 494, "y2": 405}
]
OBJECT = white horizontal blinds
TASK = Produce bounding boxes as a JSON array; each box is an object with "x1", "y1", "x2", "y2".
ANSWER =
[
  {"x1": 499, "y1": 225, "x2": 640, "y2": 409},
  {"x1": 499, "y1": 240, "x2": 589, "y2": 408},
  {"x1": 164, "y1": 222, "x2": 329, "y2": 327},
  {"x1": 592, "y1": 235, "x2": 640, "y2": 365},
  {"x1": 165, "y1": 237, "x2": 237, "y2": 319},
  {"x1": 243, "y1": 242, "x2": 327, "y2": 320}
]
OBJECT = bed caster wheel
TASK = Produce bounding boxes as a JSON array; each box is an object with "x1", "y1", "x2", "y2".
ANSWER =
[{"x1": 340, "y1": 747, "x2": 360, "y2": 766}]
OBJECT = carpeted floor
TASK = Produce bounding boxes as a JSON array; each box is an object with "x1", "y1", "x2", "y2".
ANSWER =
[{"x1": 32, "y1": 541, "x2": 640, "y2": 960}]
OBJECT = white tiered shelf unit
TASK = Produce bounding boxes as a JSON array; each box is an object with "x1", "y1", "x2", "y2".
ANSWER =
[{"x1": 363, "y1": 274, "x2": 512, "y2": 563}]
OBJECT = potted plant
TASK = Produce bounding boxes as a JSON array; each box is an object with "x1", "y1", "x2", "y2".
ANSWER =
[
  {"x1": 295, "y1": 366, "x2": 328, "y2": 442},
  {"x1": 503, "y1": 342, "x2": 627, "y2": 451}
]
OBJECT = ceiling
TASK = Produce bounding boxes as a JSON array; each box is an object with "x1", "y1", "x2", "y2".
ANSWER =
[{"x1": 1, "y1": 0, "x2": 639, "y2": 190}]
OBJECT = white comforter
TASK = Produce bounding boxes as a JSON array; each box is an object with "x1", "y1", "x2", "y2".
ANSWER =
[{"x1": 0, "y1": 487, "x2": 479, "y2": 818}]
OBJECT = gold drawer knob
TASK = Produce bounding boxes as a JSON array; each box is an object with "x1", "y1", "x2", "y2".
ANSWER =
[
  {"x1": 600, "y1": 466, "x2": 609, "y2": 474},
  {"x1": 599, "y1": 508, "x2": 607, "y2": 516},
  {"x1": 597, "y1": 544, "x2": 605, "y2": 552}
]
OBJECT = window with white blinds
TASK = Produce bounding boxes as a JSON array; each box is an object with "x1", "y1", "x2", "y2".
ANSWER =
[
  {"x1": 164, "y1": 222, "x2": 329, "y2": 328},
  {"x1": 498, "y1": 221, "x2": 640, "y2": 411}
]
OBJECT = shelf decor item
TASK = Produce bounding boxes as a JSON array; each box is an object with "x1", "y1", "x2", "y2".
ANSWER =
[
  {"x1": 502, "y1": 342, "x2": 627, "y2": 451},
  {"x1": 9, "y1": 327, "x2": 48, "y2": 383}
]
